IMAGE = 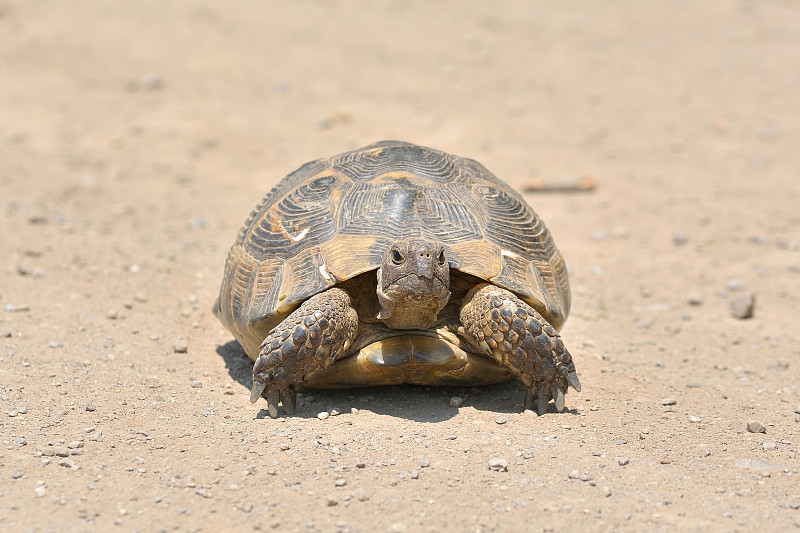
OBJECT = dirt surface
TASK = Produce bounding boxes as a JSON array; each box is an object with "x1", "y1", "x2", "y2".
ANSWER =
[{"x1": 2, "y1": 1, "x2": 800, "y2": 531}]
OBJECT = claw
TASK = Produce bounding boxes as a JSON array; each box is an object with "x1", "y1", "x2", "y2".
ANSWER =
[
  {"x1": 523, "y1": 390, "x2": 534, "y2": 410},
  {"x1": 552, "y1": 385, "x2": 565, "y2": 412},
  {"x1": 566, "y1": 371, "x2": 581, "y2": 392},
  {"x1": 282, "y1": 390, "x2": 297, "y2": 415},
  {"x1": 267, "y1": 391, "x2": 280, "y2": 419},
  {"x1": 250, "y1": 380, "x2": 267, "y2": 404},
  {"x1": 537, "y1": 389, "x2": 548, "y2": 416}
]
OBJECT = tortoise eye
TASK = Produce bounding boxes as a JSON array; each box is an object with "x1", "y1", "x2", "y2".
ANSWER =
[
  {"x1": 391, "y1": 249, "x2": 404, "y2": 265},
  {"x1": 437, "y1": 249, "x2": 446, "y2": 266}
]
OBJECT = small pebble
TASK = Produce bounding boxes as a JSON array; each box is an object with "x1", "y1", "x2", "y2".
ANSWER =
[
  {"x1": 730, "y1": 293, "x2": 756, "y2": 319},
  {"x1": 410, "y1": 469, "x2": 419, "y2": 480},
  {"x1": 277, "y1": 443, "x2": 290, "y2": 451},
  {"x1": 601, "y1": 486, "x2": 612, "y2": 497},
  {"x1": 58, "y1": 457, "x2": 77, "y2": 469},
  {"x1": 105, "y1": 308, "x2": 119, "y2": 320},
  {"x1": 488, "y1": 458, "x2": 508, "y2": 472},
  {"x1": 613, "y1": 438, "x2": 627, "y2": 445},
  {"x1": 569, "y1": 470, "x2": 580, "y2": 479},
  {"x1": 191, "y1": 381, "x2": 202, "y2": 389},
  {"x1": 317, "y1": 411, "x2": 330, "y2": 420},
  {"x1": 449, "y1": 397, "x2": 463, "y2": 407},
  {"x1": 618, "y1": 458, "x2": 630, "y2": 466},
  {"x1": 794, "y1": 405, "x2": 800, "y2": 414},
  {"x1": 495, "y1": 416, "x2": 508, "y2": 425},
  {"x1": 54, "y1": 447, "x2": 70, "y2": 457},
  {"x1": 34, "y1": 486, "x2": 46, "y2": 498},
  {"x1": 48, "y1": 340, "x2": 59, "y2": 348},
  {"x1": 747, "y1": 420, "x2": 767, "y2": 433},
  {"x1": 173, "y1": 339, "x2": 189, "y2": 353},
  {"x1": 690, "y1": 415, "x2": 702, "y2": 423},
  {"x1": 687, "y1": 293, "x2": 703, "y2": 306},
  {"x1": 420, "y1": 460, "x2": 430, "y2": 468},
  {"x1": 661, "y1": 398, "x2": 677, "y2": 406},
  {"x1": 12, "y1": 472, "x2": 23, "y2": 479},
  {"x1": 17, "y1": 405, "x2": 27, "y2": 414},
  {"x1": 726, "y1": 278, "x2": 745, "y2": 291},
  {"x1": 762, "y1": 442, "x2": 777, "y2": 451},
  {"x1": 673, "y1": 231, "x2": 689, "y2": 246},
  {"x1": 85, "y1": 404, "x2": 96, "y2": 412},
  {"x1": 334, "y1": 479, "x2": 347, "y2": 487}
]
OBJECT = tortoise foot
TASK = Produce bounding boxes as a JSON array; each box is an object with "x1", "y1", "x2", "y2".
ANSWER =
[
  {"x1": 459, "y1": 283, "x2": 580, "y2": 415},
  {"x1": 251, "y1": 287, "x2": 359, "y2": 418}
]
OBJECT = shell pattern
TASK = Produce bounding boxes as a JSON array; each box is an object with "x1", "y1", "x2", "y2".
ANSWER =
[{"x1": 215, "y1": 141, "x2": 570, "y2": 361}]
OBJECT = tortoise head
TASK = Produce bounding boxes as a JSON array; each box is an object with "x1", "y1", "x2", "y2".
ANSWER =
[{"x1": 376, "y1": 239, "x2": 451, "y2": 329}]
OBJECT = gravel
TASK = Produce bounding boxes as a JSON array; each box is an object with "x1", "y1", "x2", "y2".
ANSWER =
[
  {"x1": 58, "y1": 457, "x2": 77, "y2": 469},
  {"x1": 449, "y1": 397, "x2": 463, "y2": 407},
  {"x1": 661, "y1": 398, "x2": 677, "y2": 406},
  {"x1": 687, "y1": 293, "x2": 704, "y2": 306},
  {"x1": 747, "y1": 420, "x2": 767, "y2": 433},
  {"x1": 730, "y1": 293, "x2": 756, "y2": 319},
  {"x1": 173, "y1": 339, "x2": 189, "y2": 353},
  {"x1": 488, "y1": 458, "x2": 508, "y2": 471},
  {"x1": 673, "y1": 231, "x2": 689, "y2": 246}
]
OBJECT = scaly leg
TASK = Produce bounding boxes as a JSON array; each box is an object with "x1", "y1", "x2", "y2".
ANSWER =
[
  {"x1": 459, "y1": 283, "x2": 580, "y2": 414},
  {"x1": 251, "y1": 288, "x2": 359, "y2": 418}
]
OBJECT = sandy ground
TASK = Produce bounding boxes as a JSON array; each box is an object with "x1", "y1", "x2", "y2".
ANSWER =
[{"x1": 2, "y1": 1, "x2": 800, "y2": 531}]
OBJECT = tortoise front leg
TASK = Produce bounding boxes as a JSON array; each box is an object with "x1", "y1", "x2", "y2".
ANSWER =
[
  {"x1": 458, "y1": 283, "x2": 580, "y2": 415},
  {"x1": 251, "y1": 287, "x2": 359, "y2": 418}
]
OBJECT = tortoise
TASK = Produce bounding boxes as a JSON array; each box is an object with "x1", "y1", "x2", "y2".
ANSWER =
[{"x1": 214, "y1": 140, "x2": 580, "y2": 418}]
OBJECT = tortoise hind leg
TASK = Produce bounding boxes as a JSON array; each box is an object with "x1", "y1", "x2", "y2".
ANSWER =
[
  {"x1": 458, "y1": 283, "x2": 580, "y2": 415},
  {"x1": 252, "y1": 287, "x2": 359, "y2": 418}
]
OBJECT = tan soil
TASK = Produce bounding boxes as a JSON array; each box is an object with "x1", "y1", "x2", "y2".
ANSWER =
[{"x1": 1, "y1": 1, "x2": 799, "y2": 531}]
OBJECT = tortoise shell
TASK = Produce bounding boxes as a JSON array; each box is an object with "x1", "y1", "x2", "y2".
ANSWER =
[{"x1": 215, "y1": 140, "x2": 570, "y2": 362}]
